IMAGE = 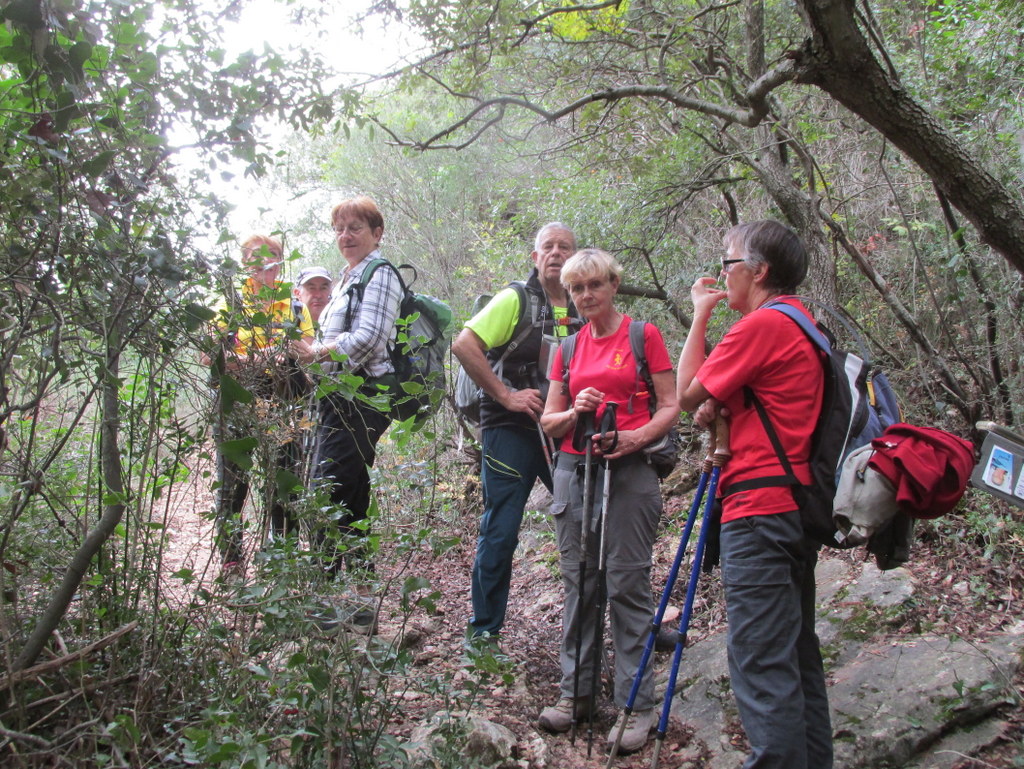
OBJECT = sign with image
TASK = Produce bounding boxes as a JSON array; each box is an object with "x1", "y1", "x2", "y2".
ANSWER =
[{"x1": 971, "y1": 423, "x2": 1024, "y2": 510}]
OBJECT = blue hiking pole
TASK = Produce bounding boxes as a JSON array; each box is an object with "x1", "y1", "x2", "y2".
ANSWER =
[
  {"x1": 605, "y1": 421, "x2": 717, "y2": 765},
  {"x1": 650, "y1": 418, "x2": 731, "y2": 769}
]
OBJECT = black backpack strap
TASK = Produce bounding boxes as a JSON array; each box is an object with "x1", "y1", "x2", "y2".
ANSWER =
[
  {"x1": 722, "y1": 302, "x2": 824, "y2": 498},
  {"x1": 494, "y1": 282, "x2": 534, "y2": 367},
  {"x1": 627, "y1": 320, "x2": 654, "y2": 416},
  {"x1": 559, "y1": 333, "x2": 578, "y2": 396},
  {"x1": 342, "y1": 257, "x2": 408, "y2": 332},
  {"x1": 721, "y1": 386, "x2": 800, "y2": 497}
]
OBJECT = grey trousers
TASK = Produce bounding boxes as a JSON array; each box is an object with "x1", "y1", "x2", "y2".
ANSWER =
[
  {"x1": 720, "y1": 510, "x2": 834, "y2": 769},
  {"x1": 551, "y1": 452, "x2": 662, "y2": 709}
]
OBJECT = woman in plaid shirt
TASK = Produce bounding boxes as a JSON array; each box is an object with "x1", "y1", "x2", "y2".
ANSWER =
[{"x1": 294, "y1": 196, "x2": 402, "y2": 631}]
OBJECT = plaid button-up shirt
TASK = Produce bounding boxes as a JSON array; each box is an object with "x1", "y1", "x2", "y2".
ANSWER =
[{"x1": 314, "y1": 250, "x2": 402, "y2": 378}]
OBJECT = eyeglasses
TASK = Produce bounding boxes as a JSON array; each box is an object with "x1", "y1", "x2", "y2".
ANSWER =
[
  {"x1": 720, "y1": 258, "x2": 745, "y2": 273},
  {"x1": 333, "y1": 224, "x2": 366, "y2": 236},
  {"x1": 245, "y1": 259, "x2": 282, "y2": 271}
]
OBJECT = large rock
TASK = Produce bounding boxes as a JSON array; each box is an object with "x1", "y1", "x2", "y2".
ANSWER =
[
  {"x1": 662, "y1": 557, "x2": 1024, "y2": 769},
  {"x1": 405, "y1": 712, "x2": 518, "y2": 769},
  {"x1": 830, "y1": 631, "x2": 1024, "y2": 769}
]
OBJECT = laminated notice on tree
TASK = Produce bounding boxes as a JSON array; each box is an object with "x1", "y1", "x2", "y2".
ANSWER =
[{"x1": 971, "y1": 422, "x2": 1024, "y2": 510}]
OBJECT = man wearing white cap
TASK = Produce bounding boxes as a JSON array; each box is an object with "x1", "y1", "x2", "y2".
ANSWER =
[{"x1": 294, "y1": 266, "x2": 333, "y2": 323}]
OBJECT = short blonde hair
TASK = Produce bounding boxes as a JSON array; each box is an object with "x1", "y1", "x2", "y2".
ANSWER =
[{"x1": 560, "y1": 248, "x2": 623, "y2": 289}]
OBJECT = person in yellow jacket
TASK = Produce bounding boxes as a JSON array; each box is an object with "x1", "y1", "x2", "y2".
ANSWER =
[{"x1": 204, "y1": 235, "x2": 314, "y2": 575}]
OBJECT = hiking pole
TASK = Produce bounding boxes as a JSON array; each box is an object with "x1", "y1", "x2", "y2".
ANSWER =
[
  {"x1": 585, "y1": 402, "x2": 619, "y2": 757},
  {"x1": 650, "y1": 417, "x2": 731, "y2": 769},
  {"x1": 570, "y1": 409, "x2": 597, "y2": 746},
  {"x1": 605, "y1": 423, "x2": 718, "y2": 767},
  {"x1": 536, "y1": 421, "x2": 555, "y2": 474},
  {"x1": 527, "y1": 370, "x2": 557, "y2": 473}
]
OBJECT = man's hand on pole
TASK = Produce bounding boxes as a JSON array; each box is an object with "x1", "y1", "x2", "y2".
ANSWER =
[{"x1": 500, "y1": 387, "x2": 545, "y2": 421}]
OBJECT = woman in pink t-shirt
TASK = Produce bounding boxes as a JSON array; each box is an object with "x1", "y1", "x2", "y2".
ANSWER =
[
  {"x1": 537, "y1": 248, "x2": 678, "y2": 754},
  {"x1": 676, "y1": 220, "x2": 832, "y2": 769}
]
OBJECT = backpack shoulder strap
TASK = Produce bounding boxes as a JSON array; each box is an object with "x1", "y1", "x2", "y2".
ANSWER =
[
  {"x1": 344, "y1": 257, "x2": 406, "y2": 332},
  {"x1": 512, "y1": 280, "x2": 542, "y2": 326},
  {"x1": 492, "y1": 281, "x2": 535, "y2": 368},
  {"x1": 627, "y1": 320, "x2": 653, "y2": 415},
  {"x1": 559, "y1": 332, "x2": 578, "y2": 395},
  {"x1": 765, "y1": 302, "x2": 831, "y2": 355},
  {"x1": 723, "y1": 305, "x2": 818, "y2": 497}
]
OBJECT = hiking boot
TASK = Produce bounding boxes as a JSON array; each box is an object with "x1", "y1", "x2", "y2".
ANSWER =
[
  {"x1": 216, "y1": 560, "x2": 244, "y2": 582},
  {"x1": 607, "y1": 708, "x2": 655, "y2": 755},
  {"x1": 654, "y1": 626, "x2": 678, "y2": 653},
  {"x1": 538, "y1": 698, "x2": 592, "y2": 734},
  {"x1": 464, "y1": 632, "x2": 504, "y2": 655},
  {"x1": 346, "y1": 603, "x2": 377, "y2": 635}
]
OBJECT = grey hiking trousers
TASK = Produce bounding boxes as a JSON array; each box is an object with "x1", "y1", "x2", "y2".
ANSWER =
[
  {"x1": 721, "y1": 510, "x2": 833, "y2": 769},
  {"x1": 551, "y1": 451, "x2": 662, "y2": 710}
]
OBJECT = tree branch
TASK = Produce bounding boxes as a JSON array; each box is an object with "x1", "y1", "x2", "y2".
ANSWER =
[
  {"x1": 793, "y1": 0, "x2": 1024, "y2": 275},
  {"x1": 2, "y1": 622, "x2": 138, "y2": 689},
  {"x1": 818, "y1": 213, "x2": 973, "y2": 420}
]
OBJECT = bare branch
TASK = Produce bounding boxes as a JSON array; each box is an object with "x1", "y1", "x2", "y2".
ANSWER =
[
  {"x1": 2, "y1": 622, "x2": 138, "y2": 687},
  {"x1": 390, "y1": 67, "x2": 798, "y2": 151},
  {"x1": 818, "y1": 214, "x2": 972, "y2": 419}
]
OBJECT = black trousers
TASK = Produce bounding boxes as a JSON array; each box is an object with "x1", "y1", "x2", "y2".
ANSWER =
[
  {"x1": 214, "y1": 411, "x2": 301, "y2": 563},
  {"x1": 310, "y1": 392, "x2": 391, "y2": 575}
]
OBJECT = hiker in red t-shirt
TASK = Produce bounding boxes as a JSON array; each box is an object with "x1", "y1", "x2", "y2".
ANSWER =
[
  {"x1": 676, "y1": 220, "x2": 833, "y2": 769},
  {"x1": 538, "y1": 248, "x2": 678, "y2": 754}
]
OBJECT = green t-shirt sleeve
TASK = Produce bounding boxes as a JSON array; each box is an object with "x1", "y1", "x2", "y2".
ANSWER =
[{"x1": 464, "y1": 286, "x2": 522, "y2": 350}]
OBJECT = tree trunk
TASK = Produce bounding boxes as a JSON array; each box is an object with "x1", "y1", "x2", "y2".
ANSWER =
[
  {"x1": 15, "y1": 332, "x2": 127, "y2": 671},
  {"x1": 793, "y1": 0, "x2": 1024, "y2": 276}
]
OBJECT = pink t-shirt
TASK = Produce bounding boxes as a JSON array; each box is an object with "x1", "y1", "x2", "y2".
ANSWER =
[
  {"x1": 697, "y1": 298, "x2": 824, "y2": 523},
  {"x1": 550, "y1": 315, "x2": 672, "y2": 455}
]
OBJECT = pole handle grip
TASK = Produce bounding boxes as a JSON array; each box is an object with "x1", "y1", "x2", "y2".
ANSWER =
[
  {"x1": 713, "y1": 416, "x2": 731, "y2": 466},
  {"x1": 601, "y1": 401, "x2": 619, "y2": 454}
]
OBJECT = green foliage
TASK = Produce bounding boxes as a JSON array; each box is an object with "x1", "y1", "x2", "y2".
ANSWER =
[
  {"x1": 550, "y1": 0, "x2": 631, "y2": 40},
  {"x1": 2, "y1": 0, "x2": 1023, "y2": 764}
]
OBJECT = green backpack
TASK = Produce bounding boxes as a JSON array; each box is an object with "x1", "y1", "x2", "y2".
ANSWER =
[{"x1": 346, "y1": 258, "x2": 454, "y2": 423}]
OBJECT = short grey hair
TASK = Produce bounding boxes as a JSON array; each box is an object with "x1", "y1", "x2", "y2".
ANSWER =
[
  {"x1": 534, "y1": 222, "x2": 576, "y2": 252},
  {"x1": 723, "y1": 220, "x2": 808, "y2": 293}
]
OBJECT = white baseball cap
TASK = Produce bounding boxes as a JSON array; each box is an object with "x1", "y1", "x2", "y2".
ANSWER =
[{"x1": 296, "y1": 266, "x2": 333, "y2": 285}]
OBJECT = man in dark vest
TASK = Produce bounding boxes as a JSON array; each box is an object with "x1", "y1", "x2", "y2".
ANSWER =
[{"x1": 452, "y1": 222, "x2": 579, "y2": 642}]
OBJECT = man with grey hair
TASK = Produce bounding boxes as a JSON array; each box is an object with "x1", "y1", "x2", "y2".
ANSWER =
[
  {"x1": 293, "y1": 266, "x2": 333, "y2": 323},
  {"x1": 452, "y1": 223, "x2": 580, "y2": 643}
]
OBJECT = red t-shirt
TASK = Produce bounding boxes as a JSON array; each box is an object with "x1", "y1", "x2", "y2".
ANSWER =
[
  {"x1": 697, "y1": 298, "x2": 824, "y2": 523},
  {"x1": 550, "y1": 316, "x2": 673, "y2": 456}
]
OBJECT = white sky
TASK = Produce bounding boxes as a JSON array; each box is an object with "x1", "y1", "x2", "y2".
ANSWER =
[
  {"x1": 221, "y1": 0, "x2": 417, "y2": 81},
  {"x1": 187, "y1": 0, "x2": 422, "y2": 254}
]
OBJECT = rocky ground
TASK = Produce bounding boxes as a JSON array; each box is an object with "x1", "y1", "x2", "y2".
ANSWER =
[
  {"x1": 161, "y1": 452, "x2": 1024, "y2": 768},
  {"x1": 374, "y1": 476, "x2": 1024, "y2": 769}
]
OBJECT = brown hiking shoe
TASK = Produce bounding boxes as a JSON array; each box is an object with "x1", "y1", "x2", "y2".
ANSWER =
[
  {"x1": 538, "y1": 697, "x2": 592, "y2": 733},
  {"x1": 607, "y1": 708, "x2": 655, "y2": 754}
]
